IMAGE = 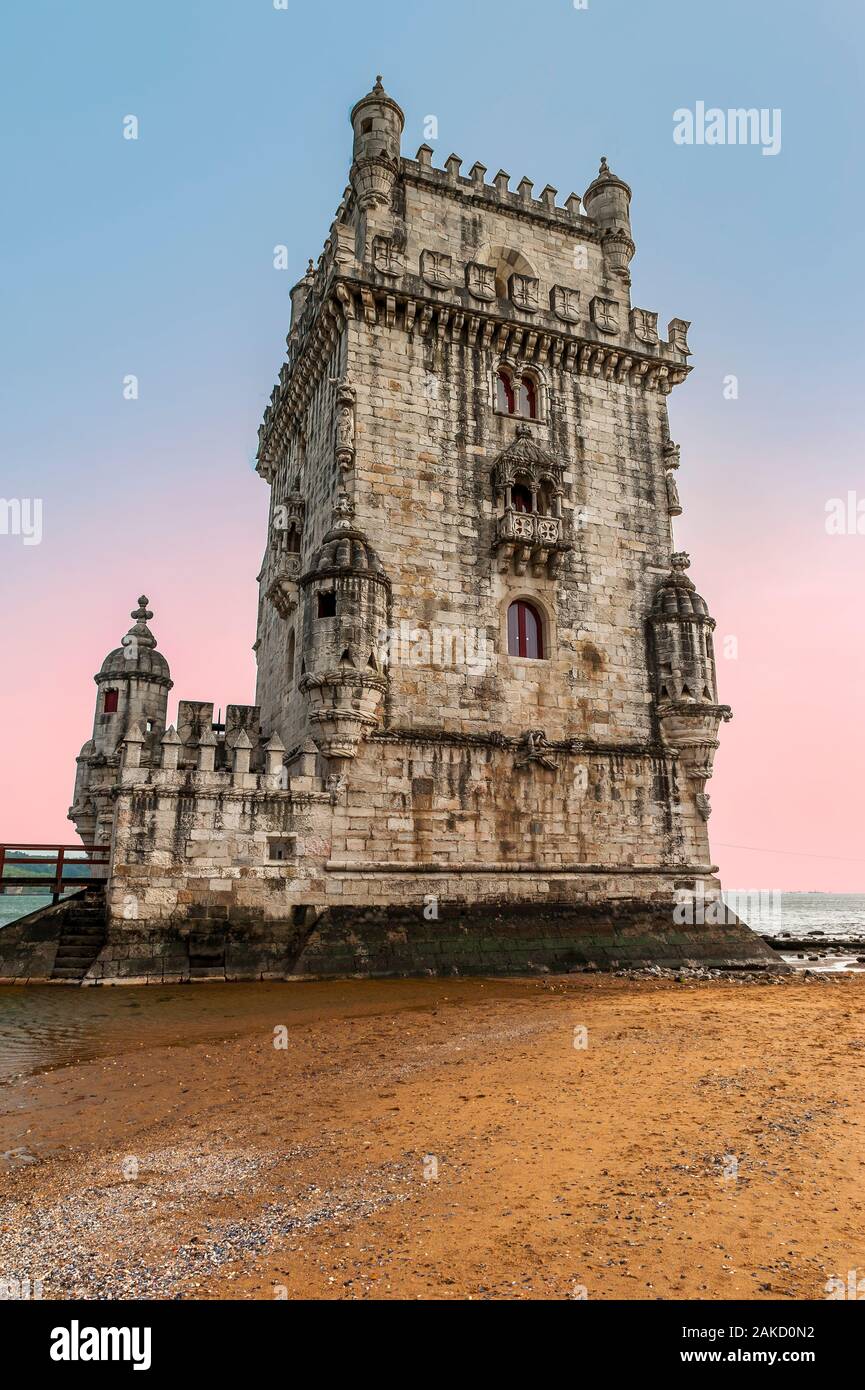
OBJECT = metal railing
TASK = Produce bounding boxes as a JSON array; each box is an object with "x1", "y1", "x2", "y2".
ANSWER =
[{"x1": 0, "y1": 844, "x2": 110, "y2": 906}]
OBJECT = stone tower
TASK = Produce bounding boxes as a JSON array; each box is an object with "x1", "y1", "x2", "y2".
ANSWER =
[
  {"x1": 69, "y1": 597, "x2": 172, "y2": 846},
  {"x1": 50, "y1": 79, "x2": 778, "y2": 982},
  {"x1": 254, "y1": 79, "x2": 723, "y2": 844}
]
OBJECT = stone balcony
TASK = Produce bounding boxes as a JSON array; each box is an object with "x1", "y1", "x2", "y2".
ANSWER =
[{"x1": 493, "y1": 510, "x2": 571, "y2": 577}]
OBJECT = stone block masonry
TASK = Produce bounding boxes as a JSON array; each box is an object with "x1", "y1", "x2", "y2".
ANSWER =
[{"x1": 54, "y1": 77, "x2": 779, "y2": 981}]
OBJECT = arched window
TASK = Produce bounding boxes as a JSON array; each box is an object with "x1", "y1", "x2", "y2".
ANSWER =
[
  {"x1": 286, "y1": 528, "x2": 300, "y2": 554},
  {"x1": 496, "y1": 368, "x2": 540, "y2": 419},
  {"x1": 103, "y1": 688, "x2": 119, "y2": 713},
  {"x1": 507, "y1": 601, "x2": 544, "y2": 659},
  {"x1": 537, "y1": 481, "x2": 555, "y2": 516},
  {"x1": 518, "y1": 375, "x2": 538, "y2": 420},
  {"x1": 496, "y1": 369, "x2": 515, "y2": 415},
  {"x1": 512, "y1": 483, "x2": 533, "y2": 513}
]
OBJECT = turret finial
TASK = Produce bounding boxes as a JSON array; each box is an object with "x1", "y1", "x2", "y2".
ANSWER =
[
  {"x1": 332, "y1": 492, "x2": 355, "y2": 529},
  {"x1": 123, "y1": 595, "x2": 157, "y2": 653},
  {"x1": 131, "y1": 595, "x2": 153, "y2": 623},
  {"x1": 671, "y1": 551, "x2": 691, "y2": 572}
]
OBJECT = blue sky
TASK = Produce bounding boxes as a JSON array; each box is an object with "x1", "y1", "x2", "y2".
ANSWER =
[{"x1": 2, "y1": 0, "x2": 861, "y2": 517}]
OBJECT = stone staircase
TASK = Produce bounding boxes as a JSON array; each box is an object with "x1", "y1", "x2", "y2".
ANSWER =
[{"x1": 50, "y1": 886, "x2": 107, "y2": 981}]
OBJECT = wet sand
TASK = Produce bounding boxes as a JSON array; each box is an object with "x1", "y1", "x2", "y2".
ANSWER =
[{"x1": 1, "y1": 974, "x2": 864, "y2": 1300}]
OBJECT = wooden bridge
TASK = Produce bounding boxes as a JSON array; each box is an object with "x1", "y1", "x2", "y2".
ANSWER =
[{"x1": 0, "y1": 843, "x2": 110, "y2": 906}]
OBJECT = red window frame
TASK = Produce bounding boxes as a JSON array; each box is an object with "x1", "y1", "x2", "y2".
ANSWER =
[
  {"x1": 507, "y1": 601, "x2": 544, "y2": 659},
  {"x1": 496, "y1": 369, "x2": 516, "y2": 415},
  {"x1": 103, "y1": 688, "x2": 119, "y2": 713},
  {"x1": 518, "y1": 376, "x2": 538, "y2": 419}
]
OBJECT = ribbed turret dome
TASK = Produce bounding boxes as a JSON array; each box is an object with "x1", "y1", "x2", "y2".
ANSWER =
[
  {"x1": 652, "y1": 554, "x2": 710, "y2": 618},
  {"x1": 98, "y1": 596, "x2": 172, "y2": 681},
  {"x1": 307, "y1": 497, "x2": 386, "y2": 578}
]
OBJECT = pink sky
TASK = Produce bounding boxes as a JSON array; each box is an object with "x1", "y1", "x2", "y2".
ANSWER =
[{"x1": 2, "y1": 433, "x2": 862, "y2": 893}]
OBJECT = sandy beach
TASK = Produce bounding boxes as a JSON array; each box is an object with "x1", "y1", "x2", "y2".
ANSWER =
[{"x1": 1, "y1": 973, "x2": 864, "y2": 1301}]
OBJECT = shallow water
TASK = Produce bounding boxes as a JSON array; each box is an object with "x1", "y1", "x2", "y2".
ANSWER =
[
  {"x1": 1, "y1": 894, "x2": 863, "y2": 1084},
  {"x1": 0, "y1": 977, "x2": 525, "y2": 1085}
]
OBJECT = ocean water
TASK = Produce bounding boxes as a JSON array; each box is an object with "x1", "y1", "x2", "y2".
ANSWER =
[
  {"x1": 0, "y1": 891, "x2": 78, "y2": 928},
  {"x1": 723, "y1": 891, "x2": 865, "y2": 975},
  {"x1": 0, "y1": 850, "x2": 95, "y2": 928},
  {"x1": 724, "y1": 891, "x2": 865, "y2": 940}
]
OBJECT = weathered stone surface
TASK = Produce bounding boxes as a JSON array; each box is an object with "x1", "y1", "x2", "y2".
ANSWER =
[{"x1": 47, "y1": 79, "x2": 777, "y2": 982}]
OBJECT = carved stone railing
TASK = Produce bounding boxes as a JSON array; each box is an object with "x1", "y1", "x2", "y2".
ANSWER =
[{"x1": 494, "y1": 510, "x2": 570, "y2": 576}]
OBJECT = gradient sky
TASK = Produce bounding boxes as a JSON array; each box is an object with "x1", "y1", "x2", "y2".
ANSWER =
[{"x1": 1, "y1": 0, "x2": 863, "y2": 890}]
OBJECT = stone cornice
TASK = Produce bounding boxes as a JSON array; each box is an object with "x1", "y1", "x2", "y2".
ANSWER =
[
  {"x1": 656, "y1": 700, "x2": 732, "y2": 723},
  {"x1": 325, "y1": 859, "x2": 717, "y2": 875},
  {"x1": 113, "y1": 783, "x2": 333, "y2": 807},
  {"x1": 256, "y1": 275, "x2": 691, "y2": 475},
  {"x1": 298, "y1": 563, "x2": 392, "y2": 591},
  {"x1": 371, "y1": 726, "x2": 678, "y2": 760},
  {"x1": 93, "y1": 669, "x2": 173, "y2": 691}
]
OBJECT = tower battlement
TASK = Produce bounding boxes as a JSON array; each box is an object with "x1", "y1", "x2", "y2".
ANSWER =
[{"x1": 257, "y1": 86, "x2": 691, "y2": 480}]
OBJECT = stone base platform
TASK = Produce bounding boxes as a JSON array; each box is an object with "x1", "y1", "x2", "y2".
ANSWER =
[{"x1": 0, "y1": 896, "x2": 784, "y2": 983}]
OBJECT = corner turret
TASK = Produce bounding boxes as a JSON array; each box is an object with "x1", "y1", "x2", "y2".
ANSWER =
[
  {"x1": 297, "y1": 496, "x2": 390, "y2": 763},
  {"x1": 582, "y1": 156, "x2": 635, "y2": 282},
  {"x1": 69, "y1": 596, "x2": 172, "y2": 845},
  {"x1": 91, "y1": 596, "x2": 172, "y2": 759},
  {"x1": 650, "y1": 555, "x2": 731, "y2": 816},
  {"x1": 349, "y1": 75, "x2": 404, "y2": 209}
]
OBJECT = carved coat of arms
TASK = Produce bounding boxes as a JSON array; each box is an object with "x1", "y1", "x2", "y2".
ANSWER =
[
  {"x1": 630, "y1": 308, "x2": 659, "y2": 345},
  {"x1": 465, "y1": 261, "x2": 496, "y2": 301},
  {"x1": 420, "y1": 249, "x2": 452, "y2": 288},
  {"x1": 667, "y1": 317, "x2": 691, "y2": 354},
  {"x1": 509, "y1": 273, "x2": 539, "y2": 312},
  {"x1": 372, "y1": 236, "x2": 401, "y2": 277},
  {"x1": 590, "y1": 296, "x2": 619, "y2": 334},
  {"x1": 551, "y1": 286, "x2": 581, "y2": 323}
]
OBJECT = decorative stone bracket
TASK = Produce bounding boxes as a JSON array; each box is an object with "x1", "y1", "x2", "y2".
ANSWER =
[
  {"x1": 300, "y1": 670, "x2": 388, "y2": 762},
  {"x1": 265, "y1": 552, "x2": 302, "y2": 618}
]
